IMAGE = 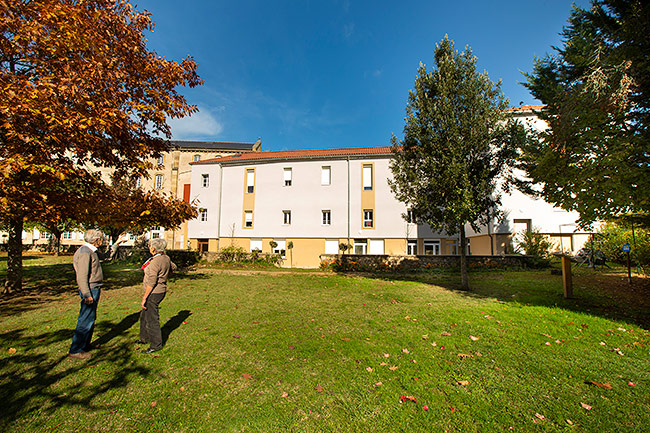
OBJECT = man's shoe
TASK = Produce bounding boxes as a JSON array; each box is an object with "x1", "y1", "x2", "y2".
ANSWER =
[
  {"x1": 141, "y1": 348, "x2": 160, "y2": 354},
  {"x1": 68, "y1": 351, "x2": 92, "y2": 360}
]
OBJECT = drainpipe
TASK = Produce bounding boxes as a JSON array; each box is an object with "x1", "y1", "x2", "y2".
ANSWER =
[
  {"x1": 347, "y1": 156, "x2": 351, "y2": 250},
  {"x1": 216, "y1": 164, "x2": 224, "y2": 252}
]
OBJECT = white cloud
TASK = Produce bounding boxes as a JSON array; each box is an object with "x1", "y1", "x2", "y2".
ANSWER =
[{"x1": 168, "y1": 107, "x2": 224, "y2": 139}]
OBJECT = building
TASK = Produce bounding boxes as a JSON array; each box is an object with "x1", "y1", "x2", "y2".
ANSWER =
[{"x1": 186, "y1": 107, "x2": 590, "y2": 268}]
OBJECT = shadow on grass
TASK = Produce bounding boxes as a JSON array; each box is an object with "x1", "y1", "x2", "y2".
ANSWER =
[
  {"x1": 162, "y1": 310, "x2": 192, "y2": 346},
  {"x1": 93, "y1": 312, "x2": 141, "y2": 348},
  {"x1": 339, "y1": 266, "x2": 650, "y2": 330},
  {"x1": 0, "y1": 324, "x2": 152, "y2": 426}
]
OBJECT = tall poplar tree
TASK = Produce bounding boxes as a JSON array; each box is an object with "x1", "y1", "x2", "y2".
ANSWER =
[
  {"x1": 0, "y1": 0, "x2": 202, "y2": 291},
  {"x1": 389, "y1": 36, "x2": 524, "y2": 290}
]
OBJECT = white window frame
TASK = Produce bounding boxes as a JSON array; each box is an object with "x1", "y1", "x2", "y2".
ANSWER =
[
  {"x1": 283, "y1": 210, "x2": 291, "y2": 225},
  {"x1": 369, "y1": 239, "x2": 385, "y2": 255},
  {"x1": 244, "y1": 211, "x2": 253, "y2": 228},
  {"x1": 353, "y1": 239, "x2": 367, "y2": 255},
  {"x1": 135, "y1": 177, "x2": 142, "y2": 188},
  {"x1": 246, "y1": 169, "x2": 255, "y2": 193},
  {"x1": 200, "y1": 208, "x2": 208, "y2": 222},
  {"x1": 193, "y1": 154, "x2": 201, "y2": 162},
  {"x1": 201, "y1": 174, "x2": 209, "y2": 188},
  {"x1": 363, "y1": 209, "x2": 373, "y2": 228},
  {"x1": 322, "y1": 210, "x2": 331, "y2": 225},
  {"x1": 155, "y1": 174, "x2": 163, "y2": 190},
  {"x1": 362, "y1": 164, "x2": 373, "y2": 191},
  {"x1": 62, "y1": 232, "x2": 74, "y2": 240},
  {"x1": 250, "y1": 239, "x2": 263, "y2": 252},
  {"x1": 406, "y1": 209, "x2": 415, "y2": 224},
  {"x1": 283, "y1": 168, "x2": 292, "y2": 187},
  {"x1": 156, "y1": 155, "x2": 164, "y2": 166},
  {"x1": 407, "y1": 239, "x2": 417, "y2": 255},
  {"x1": 273, "y1": 240, "x2": 286, "y2": 258},
  {"x1": 424, "y1": 240, "x2": 441, "y2": 255},
  {"x1": 321, "y1": 166, "x2": 331, "y2": 185}
]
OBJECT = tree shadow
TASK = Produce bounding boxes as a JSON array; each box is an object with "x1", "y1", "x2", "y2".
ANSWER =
[
  {"x1": 0, "y1": 321, "x2": 152, "y2": 428},
  {"x1": 341, "y1": 267, "x2": 650, "y2": 330},
  {"x1": 162, "y1": 309, "x2": 192, "y2": 346},
  {"x1": 92, "y1": 312, "x2": 140, "y2": 348}
]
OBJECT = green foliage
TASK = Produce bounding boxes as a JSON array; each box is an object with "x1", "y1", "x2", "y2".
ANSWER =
[
  {"x1": 216, "y1": 245, "x2": 281, "y2": 266},
  {"x1": 516, "y1": 227, "x2": 555, "y2": 258},
  {"x1": 518, "y1": 1, "x2": 650, "y2": 225},
  {"x1": 594, "y1": 222, "x2": 650, "y2": 269},
  {"x1": 389, "y1": 36, "x2": 526, "y2": 289}
]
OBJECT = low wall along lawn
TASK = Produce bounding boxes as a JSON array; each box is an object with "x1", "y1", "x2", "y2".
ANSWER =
[{"x1": 320, "y1": 253, "x2": 538, "y2": 272}]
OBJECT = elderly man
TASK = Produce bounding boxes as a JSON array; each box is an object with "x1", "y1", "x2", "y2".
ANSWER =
[
  {"x1": 137, "y1": 238, "x2": 177, "y2": 354},
  {"x1": 68, "y1": 229, "x2": 124, "y2": 360}
]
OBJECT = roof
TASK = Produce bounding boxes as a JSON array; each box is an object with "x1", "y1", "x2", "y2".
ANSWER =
[
  {"x1": 171, "y1": 140, "x2": 259, "y2": 151},
  {"x1": 504, "y1": 104, "x2": 545, "y2": 113},
  {"x1": 192, "y1": 146, "x2": 394, "y2": 165}
]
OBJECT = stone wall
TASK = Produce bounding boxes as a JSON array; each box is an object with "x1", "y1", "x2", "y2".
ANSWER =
[{"x1": 319, "y1": 253, "x2": 536, "y2": 271}]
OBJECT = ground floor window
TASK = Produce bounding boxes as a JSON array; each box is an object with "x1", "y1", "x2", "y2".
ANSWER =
[
  {"x1": 424, "y1": 240, "x2": 441, "y2": 255},
  {"x1": 369, "y1": 239, "x2": 385, "y2": 254},
  {"x1": 250, "y1": 239, "x2": 263, "y2": 252},
  {"x1": 407, "y1": 239, "x2": 417, "y2": 255},
  {"x1": 354, "y1": 239, "x2": 367, "y2": 255},
  {"x1": 273, "y1": 240, "x2": 286, "y2": 258},
  {"x1": 325, "y1": 240, "x2": 338, "y2": 254},
  {"x1": 197, "y1": 238, "x2": 209, "y2": 253}
]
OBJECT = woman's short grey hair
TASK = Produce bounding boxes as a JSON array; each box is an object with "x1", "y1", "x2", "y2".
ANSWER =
[
  {"x1": 149, "y1": 238, "x2": 167, "y2": 254},
  {"x1": 84, "y1": 229, "x2": 104, "y2": 244}
]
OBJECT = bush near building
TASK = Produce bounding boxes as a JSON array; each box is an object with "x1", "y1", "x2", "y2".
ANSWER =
[{"x1": 595, "y1": 222, "x2": 649, "y2": 270}]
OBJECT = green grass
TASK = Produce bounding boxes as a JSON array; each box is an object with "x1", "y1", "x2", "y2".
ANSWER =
[{"x1": 1, "y1": 255, "x2": 649, "y2": 432}]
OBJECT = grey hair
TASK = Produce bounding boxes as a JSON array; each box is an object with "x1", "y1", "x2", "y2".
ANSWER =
[
  {"x1": 84, "y1": 229, "x2": 104, "y2": 244},
  {"x1": 149, "y1": 238, "x2": 167, "y2": 254}
]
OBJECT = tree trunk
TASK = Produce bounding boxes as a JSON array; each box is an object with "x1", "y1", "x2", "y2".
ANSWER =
[
  {"x1": 459, "y1": 224, "x2": 469, "y2": 290},
  {"x1": 5, "y1": 214, "x2": 24, "y2": 293},
  {"x1": 52, "y1": 228, "x2": 62, "y2": 256}
]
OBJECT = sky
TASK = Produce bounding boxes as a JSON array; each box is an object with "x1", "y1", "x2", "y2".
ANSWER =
[{"x1": 134, "y1": 0, "x2": 591, "y2": 151}]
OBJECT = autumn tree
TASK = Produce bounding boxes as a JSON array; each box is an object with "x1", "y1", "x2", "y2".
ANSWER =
[
  {"x1": 389, "y1": 36, "x2": 524, "y2": 290},
  {"x1": 94, "y1": 172, "x2": 197, "y2": 245},
  {"x1": 519, "y1": 0, "x2": 650, "y2": 226},
  {"x1": 0, "y1": 0, "x2": 202, "y2": 292}
]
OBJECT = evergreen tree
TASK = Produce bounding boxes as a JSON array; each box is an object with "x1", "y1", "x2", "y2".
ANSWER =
[{"x1": 390, "y1": 36, "x2": 523, "y2": 290}]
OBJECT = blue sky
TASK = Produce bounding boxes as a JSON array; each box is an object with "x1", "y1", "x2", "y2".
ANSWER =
[{"x1": 135, "y1": 0, "x2": 590, "y2": 151}]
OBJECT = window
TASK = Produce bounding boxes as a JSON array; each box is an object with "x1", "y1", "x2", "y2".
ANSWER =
[
  {"x1": 201, "y1": 174, "x2": 209, "y2": 188},
  {"x1": 284, "y1": 168, "x2": 292, "y2": 186},
  {"x1": 197, "y1": 238, "x2": 209, "y2": 253},
  {"x1": 41, "y1": 232, "x2": 51, "y2": 240},
  {"x1": 369, "y1": 239, "x2": 385, "y2": 255},
  {"x1": 353, "y1": 239, "x2": 367, "y2": 255},
  {"x1": 135, "y1": 177, "x2": 142, "y2": 188},
  {"x1": 321, "y1": 166, "x2": 331, "y2": 185},
  {"x1": 155, "y1": 174, "x2": 163, "y2": 189},
  {"x1": 424, "y1": 240, "x2": 441, "y2": 255},
  {"x1": 407, "y1": 240, "x2": 417, "y2": 255},
  {"x1": 325, "y1": 240, "x2": 338, "y2": 254},
  {"x1": 283, "y1": 210, "x2": 291, "y2": 225},
  {"x1": 322, "y1": 210, "x2": 331, "y2": 225},
  {"x1": 193, "y1": 154, "x2": 201, "y2": 162},
  {"x1": 250, "y1": 239, "x2": 263, "y2": 252},
  {"x1": 156, "y1": 155, "x2": 164, "y2": 166},
  {"x1": 449, "y1": 241, "x2": 458, "y2": 255},
  {"x1": 406, "y1": 209, "x2": 415, "y2": 223},
  {"x1": 363, "y1": 209, "x2": 374, "y2": 228},
  {"x1": 62, "y1": 232, "x2": 74, "y2": 240},
  {"x1": 244, "y1": 211, "x2": 253, "y2": 228},
  {"x1": 200, "y1": 208, "x2": 208, "y2": 222},
  {"x1": 246, "y1": 169, "x2": 255, "y2": 193},
  {"x1": 273, "y1": 240, "x2": 286, "y2": 258},
  {"x1": 363, "y1": 164, "x2": 373, "y2": 190}
]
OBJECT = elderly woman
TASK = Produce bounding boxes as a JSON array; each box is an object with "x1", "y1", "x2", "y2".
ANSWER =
[{"x1": 138, "y1": 238, "x2": 177, "y2": 354}]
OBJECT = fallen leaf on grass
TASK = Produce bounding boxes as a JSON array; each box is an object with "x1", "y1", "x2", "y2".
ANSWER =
[
  {"x1": 567, "y1": 419, "x2": 574, "y2": 425},
  {"x1": 180, "y1": 386, "x2": 186, "y2": 391},
  {"x1": 150, "y1": 402, "x2": 157, "y2": 407},
  {"x1": 341, "y1": 338, "x2": 351, "y2": 341},
  {"x1": 441, "y1": 331, "x2": 452, "y2": 336},
  {"x1": 315, "y1": 385, "x2": 323, "y2": 392},
  {"x1": 423, "y1": 405, "x2": 429, "y2": 411},
  {"x1": 431, "y1": 342, "x2": 437, "y2": 347},
  {"x1": 402, "y1": 348, "x2": 410, "y2": 354},
  {"x1": 588, "y1": 381, "x2": 612, "y2": 389},
  {"x1": 580, "y1": 402, "x2": 592, "y2": 410},
  {"x1": 380, "y1": 362, "x2": 388, "y2": 366},
  {"x1": 400, "y1": 395, "x2": 417, "y2": 403},
  {"x1": 8, "y1": 348, "x2": 16, "y2": 354},
  {"x1": 469, "y1": 335, "x2": 479, "y2": 341},
  {"x1": 389, "y1": 366, "x2": 399, "y2": 371},
  {"x1": 610, "y1": 348, "x2": 624, "y2": 356},
  {"x1": 599, "y1": 342, "x2": 606, "y2": 346},
  {"x1": 242, "y1": 373, "x2": 253, "y2": 380},
  {"x1": 383, "y1": 353, "x2": 390, "y2": 358},
  {"x1": 628, "y1": 382, "x2": 636, "y2": 387},
  {"x1": 375, "y1": 382, "x2": 383, "y2": 386},
  {"x1": 535, "y1": 413, "x2": 545, "y2": 421},
  {"x1": 457, "y1": 380, "x2": 469, "y2": 386},
  {"x1": 544, "y1": 342, "x2": 551, "y2": 346},
  {"x1": 281, "y1": 392, "x2": 289, "y2": 398},
  {"x1": 366, "y1": 367, "x2": 374, "y2": 372},
  {"x1": 422, "y1": 335, "x2": 429, "y2": 340},
  {"x1": 457, "y1": 353, "x2": 473, "y2": 360}
]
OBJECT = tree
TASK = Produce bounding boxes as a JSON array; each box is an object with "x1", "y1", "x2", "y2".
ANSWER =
[
  {"x1": 389, "y1": 36, "x2": 524, "y2": 290},
  {"x1": 519, "y1": 0, "x2": 650, "y2": 226},
  {"x1": 94, "y1": 173, "x2": 197, "y2": 245},
  {"x1": 0, "y1": 0, "x2": 202, "y2": 291}
]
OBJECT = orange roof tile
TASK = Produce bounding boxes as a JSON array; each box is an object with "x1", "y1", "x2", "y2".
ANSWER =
[
  {"x1": 504, "y1": 104, "x2": 545, "y2": 113},
  {"x1": 193, "y1": 146, "x2": 394, "y2": 165}
]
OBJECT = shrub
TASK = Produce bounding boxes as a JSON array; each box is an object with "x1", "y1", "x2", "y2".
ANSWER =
[{"x1": 594, "y1": 222, "x2": 650, "y2": 269}]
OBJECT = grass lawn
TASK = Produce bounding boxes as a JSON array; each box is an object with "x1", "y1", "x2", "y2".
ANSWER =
[{"x1": 1, "y1": 254, "x2": 649, "y2": 432}]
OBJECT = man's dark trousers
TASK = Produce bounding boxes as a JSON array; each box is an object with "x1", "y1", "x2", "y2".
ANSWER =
[
  {"x1": 140, "y1": 292, "x2": 166, "y2": 350},
  {"x1": 69, "y1": 287, "x2": 101, "y2": 354}
]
